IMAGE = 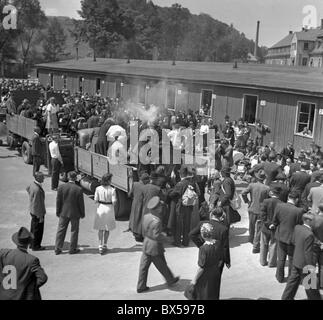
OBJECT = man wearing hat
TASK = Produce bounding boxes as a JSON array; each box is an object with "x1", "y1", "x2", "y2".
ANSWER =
[
  {"x1": 128, "y1": 172, "x2": 150, "y2": 243},
  {"x1": 259, "y1": 186, "x2": 282, "y2": 267},
  {"x1": 270, "y1": 191, "x2": 305, "y2": 283},
  {"x1": 0, "y1": 227, "x2": 48, "y2": 300},
  {"x1": 142, "y1": 172, "x2": 164, "y2": 216},
  {"x1": 137, "y1": 196, "x2": 179, "y2": 293},
  {"x1": 31, "y1": 127, "x2": 43, "y2": 176},
  {"x1": 26, "y1": 172, "x2": 46, "y2": 251},
  {"x1": 281, "y1": 142, "x2": 295, "y2": 166},
  {"x1": 242, "y1": 170, "x2": 270, "y2": 253},
  {"x1": 282, "y1": 213, "x2": 322, "y2": 300},
  {"x1": 289, "y1": 162, "x2": 311, "y2": 197},
  {"x1": 55, "y1": 171, "x2": 85, "y2": 255},
  {"x1": 270, "y1": 173, "x2": 289, "y2": 203}
]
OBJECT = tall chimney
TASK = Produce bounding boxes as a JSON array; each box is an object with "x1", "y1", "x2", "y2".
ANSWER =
[{"x1": 254, "y1": 21, "x2": 260, "y2": 58}]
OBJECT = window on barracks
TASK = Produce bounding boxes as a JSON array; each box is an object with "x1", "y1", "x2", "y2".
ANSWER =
[
  {"x1": 79, "y1": 77, "x2": 84, "y2": 93},
  {"x1": 243, "y1": 95, "x2": 258, "y2": 124},
  {"x1": 63, "y1": 75, "x2": 67, "y2": 90},
  {"x1": 50, "y1": 73, "x2": 54, "y2": 88},
  {"x1": 96, "y1": 78, "x2": 101, "y2": 92},
  {"x1": 201, "y1": 90, "x2": 213, "y2": 117},
  {"x1": 167, "y1": 86, "x2": 176, "y2": 110},
  {"x1": 296, "y1": 102, "x2": 315, "y2": 137},
  {"x1": 139, "y1": 85, "x2": 146, "y2": 104}
]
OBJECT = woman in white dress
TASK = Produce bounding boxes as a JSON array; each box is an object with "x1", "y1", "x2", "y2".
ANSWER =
[{"x1": 94, "y1": 173, "x2": 117, "y2": 254}]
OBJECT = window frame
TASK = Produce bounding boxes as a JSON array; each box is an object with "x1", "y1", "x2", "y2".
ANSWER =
[
  {"x1": 166, "y1": 85, "x2": 177, "y2": 111},
  {"x1": 200, "y1": 89, "x2": 214, "y2": 118},
  {"x1": 79, "y1": 76, "x2": 84, "y2": 93},
  {"x1": 241, "y1": 94, "x2": 259, "y2": 125},
  {"x1": 96, "y1": 78, "x2": 101, "y2": 92},
  {"x1": 49, "y1": 73, "x2": 54, "y2": 88},
  {"x1": 63, "y1": 74, "x2": 67, "y2": 90},
  {"x1": 294, "y1": 101, "x2": 317, "y2": 138}
]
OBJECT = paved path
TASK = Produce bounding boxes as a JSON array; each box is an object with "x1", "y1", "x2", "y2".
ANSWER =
[{"x1": 0, "y1": 140, "x2": 312, "y2": 300}]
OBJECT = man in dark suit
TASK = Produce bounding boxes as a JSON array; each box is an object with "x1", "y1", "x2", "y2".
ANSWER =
[
  {"x1": 142, "y1": 173, "x2": 164, "y2": 215},
  {"x1": 137, "y1": 197, "x2": 179, "y2": 293},
  {"x1": 281, "y1": 142, "x2": 295, "y2": 165},
  {"x1": 31, "y1": 127, "x2": 42, "y2": 177},
  {"x1": 169, "y1": 166, "x2": 194, "y2": 247},
  {"x1": 0, "y1": 227, "x2": 48, "y2": 300},
  {"x1": 189, "y1": 207, "x2": 231, "y2": 271},
  {"x1": 289, "y1": 162, "x2": 311, "y2": 197},
  {"x1": 282, "y1": 213, "x2": 322, "y2": 300},
  {"x1": 218, "y1": 166, "x2": 236, "y2": 227},
  {"x1": 128, "y1": 173, "x2": 150, "y2": 243},
  {"x1": 55, "y1": 171, "x2": 85, "y2": 255},
  {"x1": 242, "y1": 170, "x2": 270, "y2": 253},
  {"x1": 26, "y1": 172, "x2": 46, "y2": 251},
  {"x1": 271, "y1": 191, "x2": 304, "y2": 283},
  {"x1": 270, "y1": 173, "x2": 289, "y2": 203},
  {"x1": 263, "y1": 153, "x2": 282, "y2": 186},
  {"x1": 260, "y1": 186, "x2": 282, "y2": 267}
]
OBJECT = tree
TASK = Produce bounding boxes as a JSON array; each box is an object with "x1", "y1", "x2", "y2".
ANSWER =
[
  {"x1": 13, "y1": 0, "x2": 47, "y2": 77},
  {"x1": 78, "y1": 0, "x2": 134, "y2": 60},
  {"x1": 42, "y1": 18, "x2": 67, "y2": 62},
  {"x1": 160, "y1": 3, "x2": 190, "y2": 63},
  {"x1": 69, "y1": 19, "x2": 86, "y2": 60}
]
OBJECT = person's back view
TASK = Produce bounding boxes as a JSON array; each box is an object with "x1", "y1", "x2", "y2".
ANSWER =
[
  {"x1": 55, "y1": 172, "x2": 85, "y2": 255},
  {"x1": 0, "y1": 227, "x2": 48, "y2": 300}
]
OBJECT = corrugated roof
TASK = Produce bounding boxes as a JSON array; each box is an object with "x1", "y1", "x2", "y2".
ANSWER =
[{"x1": 36, "y1": 58, "x2": 323, "y2": 96}]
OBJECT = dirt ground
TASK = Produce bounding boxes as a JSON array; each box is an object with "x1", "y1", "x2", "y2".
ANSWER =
[{"x1": 0, "y1": 130, "x2": 314, "y2": 300}]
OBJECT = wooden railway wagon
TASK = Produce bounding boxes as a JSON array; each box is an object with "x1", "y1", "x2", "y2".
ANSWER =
[{"x1": 36, "y1": 58, "x2": 323, "y2": 155}]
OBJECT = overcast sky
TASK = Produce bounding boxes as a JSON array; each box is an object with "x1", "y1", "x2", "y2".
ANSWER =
[{"x1": 39, "y1": 0, "x2": 323, "y2": 47}]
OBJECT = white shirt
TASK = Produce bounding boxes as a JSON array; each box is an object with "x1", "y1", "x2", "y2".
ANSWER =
[{"x1": 49, "y1": 141, "x2": 62, "y2": 161}]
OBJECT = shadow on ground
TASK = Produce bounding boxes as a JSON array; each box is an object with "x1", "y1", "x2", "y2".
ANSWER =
[{"x1": 147, "y1": 279, "x2": 191, "y2": 294}]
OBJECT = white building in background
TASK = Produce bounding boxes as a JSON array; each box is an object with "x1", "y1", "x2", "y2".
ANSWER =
[{"x1": 265, "y1": 20, "x2": 323, "y2": 67}]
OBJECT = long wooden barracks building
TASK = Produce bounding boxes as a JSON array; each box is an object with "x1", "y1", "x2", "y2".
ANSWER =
[{"x1": 36, "y1": 58, "x2": 323, "y2": 153}]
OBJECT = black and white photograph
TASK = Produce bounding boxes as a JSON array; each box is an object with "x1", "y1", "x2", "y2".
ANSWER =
[{"x1": 0, "y1": 0, "x2": 323, "y2": 303}]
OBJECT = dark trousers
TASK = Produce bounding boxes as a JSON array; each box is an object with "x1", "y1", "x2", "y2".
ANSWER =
[
  {"x1": 33, "y1": 156, "x2": 42, "y2": 176},
  {"x1": 248, "y1": 212, "x2": 261, "y2": 251},
  {"x1": 96, "y1": 139, "x2": 108, "y2": 156},
  {"x1": 30, "y1": 214, "x2": 44, "y2": 249},
  {"x1": 276, "y1": 241, "x2": 294, "y2": 282},
  {"x1": 260, "y1": 231, "x2": 277, "y2": 267},
  {"x1": 55, "y1": 217, "x2": 80, "y2": 252},
  {"x1": 282, "y1": 266, "x2": 322, "y2": 300},
  {"x1": 174, "y1": 206, "x2": 193, "y2": 247},
  {"x1": 51, "y1": 158, "x2": 61, "y2": 190},
  {"x1": 137, "y1": 252, "x2": 175, "y2": 291}
]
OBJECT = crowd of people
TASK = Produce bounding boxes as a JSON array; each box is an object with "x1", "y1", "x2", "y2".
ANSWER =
[{"x1": 1, "y1": 79, "x2": 323, "y2": 301}]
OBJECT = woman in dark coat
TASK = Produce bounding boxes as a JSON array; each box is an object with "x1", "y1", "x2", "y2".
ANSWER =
[
  {"x1": 191, "y1": 223, "x2": 224, "y2": 300},
  {"x1": 128, "y1": 173, "x2": 150, "y2": 242}
]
